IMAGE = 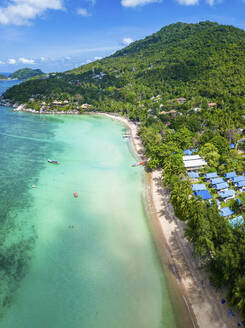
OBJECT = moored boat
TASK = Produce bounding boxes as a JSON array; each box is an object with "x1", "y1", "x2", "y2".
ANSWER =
[
  {"x1": 132, "y1": 161, "x2": 145, "y2": 167},
  {"x1": 48, "y1": 159, "x2": 59, "y2": 164}
]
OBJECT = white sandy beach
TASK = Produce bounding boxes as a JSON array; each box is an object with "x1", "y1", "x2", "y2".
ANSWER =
[{"x1": 102, "y1": 112, "x2": 242, "y2": 328}]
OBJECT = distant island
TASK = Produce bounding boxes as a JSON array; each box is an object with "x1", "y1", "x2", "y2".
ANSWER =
[
  {"x1": 10, "y1": 68, "x2": 44, "y2": 80},
  {"x1": 0, "y1": 74, "x2": 7, "y2": 80}
]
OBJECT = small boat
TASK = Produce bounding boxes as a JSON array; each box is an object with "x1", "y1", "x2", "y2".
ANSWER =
[
  {"x1": 74, "y1": 192, "x2": 78, "y2": 198},
  {"x1": 48, "y1": 159, "x2": 59, "y2": 164},
  {"x1": 32, "y1": 185, "x2": 37, "y2": 188},
  {"x1": 132, "y1": 161, "x2": 145, "y2": 167}
]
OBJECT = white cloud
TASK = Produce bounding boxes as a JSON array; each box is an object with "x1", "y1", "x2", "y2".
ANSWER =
[
  {"x1": 0, "y1": 60, "x2": 5, "y2": 64},
  {"x1": 40, "y1": 56, "x2": 46, "y2": 62},
  {"x1": 121, "y1": 0, "x2": 161, "y2": 7},
  {"x1": 0, "y1": 0, "x2": 63, "y2": 26},
  {"x1": 19, "y1": 57, "x2": 35, "y2": 64},
  {"x1": 177, "y1": 0, "x2": 198, "y2": 4},
  {"x1": 77, "y1": 8, "x2": 91, "y2": 16},
  {"x1": 94, "y1": 56, "x2": 102, "y2": 60},
  {"x1": 122, "y1": 37, "x2": 133, "y2": 45},
  {"x1": 8, "y1": 58, "x2": 16, "y2": 64}
]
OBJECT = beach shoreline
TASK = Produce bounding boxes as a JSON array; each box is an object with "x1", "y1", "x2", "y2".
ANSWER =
[
  {"x1": 3, "y1": 107, "x2": 241, "y2": 327},
  {"x1": 100, "y1": 112, "x2": 241, "y2": 328}
]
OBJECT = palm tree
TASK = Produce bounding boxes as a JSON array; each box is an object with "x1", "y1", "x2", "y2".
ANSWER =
[{"x1": 229, "y1": 276, "x2": 245, "y2": 320}]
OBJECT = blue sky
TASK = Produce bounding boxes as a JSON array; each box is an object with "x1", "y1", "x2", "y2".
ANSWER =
[{"x1": 0, "y1": 0, "x2": 244, "y2": 73}]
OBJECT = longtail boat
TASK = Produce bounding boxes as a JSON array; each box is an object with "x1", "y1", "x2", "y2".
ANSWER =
[{"x1": 48, "y1": 159, "x2": 59, "y2": 164}]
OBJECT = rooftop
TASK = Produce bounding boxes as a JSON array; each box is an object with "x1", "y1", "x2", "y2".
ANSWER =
[
  {"x1": 184, "y1": 149, "x2": 192, "y2": 155},
  {"x1": 192, "y1": 184, "x2": 207, "y2": 191},
  {"x1": 224, "y1": 172, "x2": 237, "y2": 179},
  {"x1": 219, "y1": 189, "x2": 236, "y2": 199},
  {"x1": 183, "y1": 155, "x2": 207, "y2": 168},
  {"x1": 214, "y1": 182, "x2": 229, "y2": 190},
  {"x1": 220, "y1": 207, "x2": 234, "y2": 217},
  {"x1": 188, "y1": 172, "x2": 199, "y2": 179},
  {"x1": 210, "y1": 177, "x2": 224, "y2": 185},
  {"x1": 235, "y1": 180, "x2": 245, "y2": 188},
  {"x1": 232, "y1": 176, "x2": 245, "y2": 183},
  {"x1": 229, "y1": 216, "x2": 244, "y2": 227},
  {"x1": 183, "y1": 155, "x2": 201, "y2": 161},
  {"x1": 194, "y1": 190, "x2": 212, "y2": 200},
  {"x1": 204, "y1": 172, "x2": 218, "y2": 179}
]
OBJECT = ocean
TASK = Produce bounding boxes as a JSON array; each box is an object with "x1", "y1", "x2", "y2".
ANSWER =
[{"x1": 0, "y1": 81, "x2": 192, "y2": 328}]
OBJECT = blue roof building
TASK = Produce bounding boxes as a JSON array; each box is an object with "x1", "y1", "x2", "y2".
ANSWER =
[
  {"x1": 219, "y1": 207, "x2": 234, "y2": 217},
  {"x1": 194, "y1": 190, "x2": 212, "y2": 200},
  {"x1": 184, "y1": 149, "x2": 192, "y2": 155},
  {"x1": 204, "y1": 172, "x2": 218, "y2": 179},
  {"x1": 188, "y1": 172, "x2": 199, "y2": 179},
  {"x1": 214, "y1": 182, "x2": 229, "y2": 191},
  {"x1": 192, "y1": 184, "x2": 207, "y2": 191},
  {"x1": 229, "y1": 216, "x2": 244, "y2": 228},
  {"x1": 235, "y1": 180, "x2": 245, "y2": 188},
  {"x1": 232, "y1": 176, "x2": 245, "y2": 183},
  {"x1": 224, "y1": 172, "x2": 237, "y2": 179},
  {"x1": 219, "y1": 189, "x2": 236, "y2": 200},
  {"x1": 210, "y1": 177, "x2": 224, "y2": 185},
  {"x1": 237, "y1": 199, "x2": 242, "y2": 206},
  {"x1": 229, "y1": 143, "x2": 235, "y2": 149}
]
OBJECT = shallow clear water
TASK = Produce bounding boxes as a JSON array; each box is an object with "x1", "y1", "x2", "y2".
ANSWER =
[{"x1": 0, "y1": 81, "x2": 191, "y2": 328}]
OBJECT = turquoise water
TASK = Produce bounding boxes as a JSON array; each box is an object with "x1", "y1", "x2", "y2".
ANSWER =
[{"x1": 0, "y1": 82, "x2": 191, "y2": 327}]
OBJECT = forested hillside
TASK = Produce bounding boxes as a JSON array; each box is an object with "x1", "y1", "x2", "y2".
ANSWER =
[
  {"x1": 10, "y1": 68, "x2": 44, "y2": 80},
  {"x1": 3, "y1": 21, "x2": 245, "y2": 110}
]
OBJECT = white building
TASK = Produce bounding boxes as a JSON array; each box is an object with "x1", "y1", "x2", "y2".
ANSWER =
[{"x1": 183, "y1": 155, "x2": 207, "y2": 171}]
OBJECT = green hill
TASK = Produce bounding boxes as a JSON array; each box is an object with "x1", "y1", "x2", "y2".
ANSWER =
[
  {"x1": 3, "y1": 21, "x2": 245, "y2": 107},
  {"x1": 0, "y1": 74, "x2": 7, "y2": 80},
  {"x1": 10, "y1": 68, "x2": 44, "y2": 80}
]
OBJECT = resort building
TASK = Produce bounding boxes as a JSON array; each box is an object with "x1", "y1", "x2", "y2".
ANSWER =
[
  {"x1": 194, "y1": 190, "x2": 212, "y2": 200},
  {"x1": 204, "y1": 172, "x2": 218, "y2": 180},
  {"x1": 229, "y1": 216, "x2": 244, "y2": 228},
  {"x1": 235, "y1": 180, "x2": 245, "y2": 191},
  {"x1": 183, "y1": 155, "x2": 207, "y2": 171},
  {"x1": 184, "y1": 149, "x2": 192, "y2": 155},
  {"x1": 192, "y1": 184, "x2": 207, "y2": 191},
  {"x1": 176, "y1": 97, "x2": 186, "y2": 103},
  {"x1": 210, "y1": 177, "x2": 224, "y2": 185},
  {"x1": 219, "y1": 207, "x2": 234, "y2": 217},
  {"x1": 231, "y1": 176, "x2": 245, "y2": 184},
  {"x1": 214, "y1": 182, "x2": 229, "y2": 192},
  {"x1": 224, "y1": 172, "x2": 237, "y2": 180},
  {"x1": 219, "y1": 189, "x2": 236, "y2": 202},
  {"x1": 208, "y1": 102, "x2": 217, "y2": 107},
  {"x1": 188, "y1": 172, "x2": 199, "y2": 181}
]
